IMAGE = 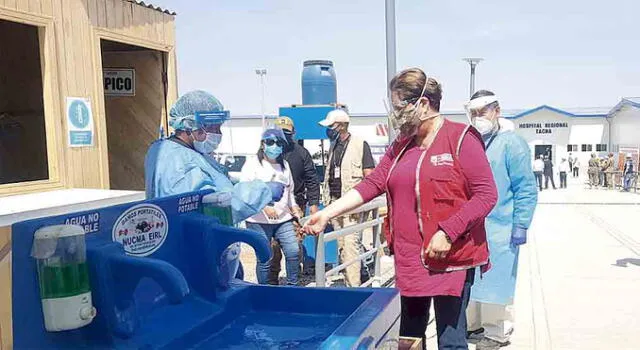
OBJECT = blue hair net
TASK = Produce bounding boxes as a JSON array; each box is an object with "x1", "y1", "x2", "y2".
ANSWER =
[
  {"x1": 169, "y1": 90, "x2": 225, "y2": 131},
  {"x1": 261, "y1": 127, "x2": 287, "y2": 143}
]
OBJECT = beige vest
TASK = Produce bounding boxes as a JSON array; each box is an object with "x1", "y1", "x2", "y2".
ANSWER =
[{"x1": 323, "y1": 135, "x2": 365, "y2": 204}]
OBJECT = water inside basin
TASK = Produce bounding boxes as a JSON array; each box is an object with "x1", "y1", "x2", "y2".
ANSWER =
[{"x1": 193, "y1": 311, "x2": 347, "y2": 349}]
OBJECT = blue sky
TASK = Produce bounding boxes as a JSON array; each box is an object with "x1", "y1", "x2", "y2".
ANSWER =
[{"x1": 150, "y1": 0, "x2": 640, "y2": 115}]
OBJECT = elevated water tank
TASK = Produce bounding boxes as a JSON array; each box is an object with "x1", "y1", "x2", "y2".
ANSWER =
[{"x1": 302, "y1": 60, "x2": 337, "y2": 105}]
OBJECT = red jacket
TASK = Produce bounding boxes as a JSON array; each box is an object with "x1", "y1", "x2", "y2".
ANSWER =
[{"x1": 384, "y1": 120, "x2": 494, "y2": 272}]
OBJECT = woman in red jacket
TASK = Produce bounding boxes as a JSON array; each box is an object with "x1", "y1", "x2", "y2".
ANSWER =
[{"x1": 304, "y1": 68, "x2": 497, "y2": 349}]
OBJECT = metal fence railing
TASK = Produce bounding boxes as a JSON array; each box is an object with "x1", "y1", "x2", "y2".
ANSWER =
[{"x1": 301, "y1": 197, "x2": 389, "y2": 288}]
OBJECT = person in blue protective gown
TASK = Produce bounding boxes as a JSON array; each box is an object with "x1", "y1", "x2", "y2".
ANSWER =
[
  {"x1": 464, "y1": 90, "x2": 538, "y2": 350},
  {"x1": 144, "y1": 90, "x2": 273, "y2": 282}
]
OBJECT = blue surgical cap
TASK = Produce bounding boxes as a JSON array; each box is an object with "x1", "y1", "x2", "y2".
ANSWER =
[
  {"x1": 169, "y1": 90, "x2": 225, "y2": 131},
  {"x1": 261, "y1": 127, "x2": 288, "y2": 143}
]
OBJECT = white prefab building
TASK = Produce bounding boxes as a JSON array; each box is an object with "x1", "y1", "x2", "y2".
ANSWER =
[
  {"x1": 219, "y1": 97, "x2": 640, "y2": 171},
  {"x1": 608, "y1": 98, "x2": 640, "y2": 152}
]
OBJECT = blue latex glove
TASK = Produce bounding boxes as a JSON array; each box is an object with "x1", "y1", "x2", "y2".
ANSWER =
[
  {"x1": 266, "y1": 181, "x2": 285, "y2": 202},
  {"x1": 511, "y1": 226, "x2": 527, "y2": 246}
]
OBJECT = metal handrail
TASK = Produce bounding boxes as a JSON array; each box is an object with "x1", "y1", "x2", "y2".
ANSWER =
[{"x1": 305, "y1": 196, "x2": 389, "y2": 288}]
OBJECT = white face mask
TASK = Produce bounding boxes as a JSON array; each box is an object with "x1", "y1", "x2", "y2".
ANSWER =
[
  {"x1": 472, "y1": 117, "x2": 496, "y2": 135},
  {"x1": 193, "y1": 133, "x2": 222, "y2": 154}
]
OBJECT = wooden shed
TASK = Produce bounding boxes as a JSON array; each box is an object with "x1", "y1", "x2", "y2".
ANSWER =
[
  {"x1": 0, "y1": 0, "x2": 178, "y2": 196},
  {"x1": 0, "y1": 1, "x2": 178, "y2": 348}
]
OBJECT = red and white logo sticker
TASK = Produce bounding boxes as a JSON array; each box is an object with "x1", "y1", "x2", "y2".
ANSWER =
[{"x1": 112, "y1": 204, "x2": 169, "y2": 257}]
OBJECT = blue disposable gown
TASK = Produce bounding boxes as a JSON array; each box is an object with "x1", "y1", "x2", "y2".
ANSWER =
[
  {"x1": 470, "y1": 119, "x2": 538, "y2": 305},
  {"x1": 144, "y1": 138, "x2": 271, "y2": 223}
]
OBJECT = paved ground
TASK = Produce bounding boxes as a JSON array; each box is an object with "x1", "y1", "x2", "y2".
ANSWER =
[
  {"x1": 240, "y1": 175, "x2": 640, "y2": 349},
  {"x1": 447, "y1": 176, "x2": 640, "y2": 350}
]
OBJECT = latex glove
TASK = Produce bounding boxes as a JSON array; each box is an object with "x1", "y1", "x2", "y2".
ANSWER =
[
  {"x1": 303, "y1": 211, "x2": 330, "y2": 236},
  {"x1": 266, "y1": 181, "x2": 285, "y2": 202},
  {"x1": 511, "y1": 226, "x2": 527, "y2": 246},
  {"x1": 425, "y1": 230, "x2": 452, "y2": 260}
]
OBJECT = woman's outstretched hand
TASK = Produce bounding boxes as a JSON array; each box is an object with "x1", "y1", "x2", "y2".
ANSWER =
[{"x1": 302, "y1": 211, "x2": 330, "y2": 236}]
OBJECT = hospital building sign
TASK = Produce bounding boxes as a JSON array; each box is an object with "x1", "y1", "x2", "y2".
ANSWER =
[{"x1": 518, "y1": 122, "x2": 568, "y2": 134}]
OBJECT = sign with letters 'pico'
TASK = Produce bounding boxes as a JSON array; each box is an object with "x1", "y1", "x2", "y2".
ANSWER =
[{"x1": 103, "y1": 68, "x2": 135, "y2": 96}]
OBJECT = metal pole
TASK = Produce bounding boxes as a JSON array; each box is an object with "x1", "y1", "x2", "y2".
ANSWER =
[
  {"x1": 470, "y1": 64, "x2": 476, "y2": 98},
  {"x1": 255, "y1": 68, "x2": 267, "y2": 129},
  {"x1": 462, "y1": 58, "x2": 483, "y2": 98},
  {"x1": 315, "y1": 233, "x2": 326, "y2": 287},
  {"x1": 385, "y1": 0, "x2": 397, "y2": 144}
]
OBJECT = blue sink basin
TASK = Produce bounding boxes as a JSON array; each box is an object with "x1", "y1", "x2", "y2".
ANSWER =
[
  {"x1": 147, "y1": 285, "x2": 400, "y2": 350},
  {"x1": 11, "y1": 193, "x2": 400, "y2": 349}
]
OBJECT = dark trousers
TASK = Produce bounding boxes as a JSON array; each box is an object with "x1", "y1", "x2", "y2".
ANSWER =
[
  {"x1": 573, "y1": 167, "x2": 579, "y2": 177},
  {"x1": 624, "y1": 173, "x2": 634, "y2": 191},
  {"x1": 534, "y1": 171, "x2": 543, "y2": 191},
  {"x1": 544, "y1": 173, "x2": 556, "y2": 189},
  {"x1": 560, "y1": 171, "x2": 567, "y2": 188},
  {"x1": 400, "y1": 269, "x2": 474, "y2": 350}
]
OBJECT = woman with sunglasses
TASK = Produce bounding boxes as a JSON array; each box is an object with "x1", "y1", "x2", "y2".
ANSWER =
[
  {"x1": 304, "y1": 68, "x2": 497, "y2": 349},
  {"x1": 240, "y1": 127, "x2": 303, "y2": 285}
]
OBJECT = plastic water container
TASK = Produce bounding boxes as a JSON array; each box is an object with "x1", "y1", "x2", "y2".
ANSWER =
[
  {"x1": 202, "y1": 192, "x2": 233, "y2": 226},
  {"x1": 302, "y1": 60, "x2": 337, "y2": 105}
]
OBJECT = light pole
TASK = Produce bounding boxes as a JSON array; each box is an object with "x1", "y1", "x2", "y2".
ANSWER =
[
  {"x1": 385, "y1": 0, "x2": 397, "y2": 144},
  {"x1": 255, "y1": 68, "x2": 267, "y2": 129},
  {"x1": 462, "y1": 58, "x2": 483, "y2": 98}
]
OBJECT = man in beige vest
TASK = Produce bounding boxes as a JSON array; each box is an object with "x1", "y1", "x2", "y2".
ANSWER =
[{"x1": 318, "y1": 109, "x2": 375, "y2": 286}]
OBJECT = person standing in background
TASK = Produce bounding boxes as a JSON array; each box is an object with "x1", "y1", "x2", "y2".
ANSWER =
[
  {"x1": 588, "y1": 153, "x2": 600, "y2": 189},
  {"x1": 568, "y1": 153, "x2": 574, "y2": 176},
  {"x1": 532, "y1": 156, "x2": 544, "y2": 191},
  {"x1": 543, "y1": 155, "x2": 556, "y2": 190},
  {"x1": 573, "y1": 158, "x2": 580, "y2": 178},
  {"x1": 464, "y1": 90, "x2": 538, "y2": 350},
  {"x1": 603, "y1": 153, "x2": 615, "y2": 189},
  {"x1": 240, "y1": 127, "x2": 303, "y2": 285},
  {"x1": 268, "y1": 116, "x2": 320, "y2": 283},
  {"x1": 622, "y1": 154, "x2": 635, "y2": 192},
  {"x1": 318, "y1": 109, "x2": 376, "y2": 287},
  {"x1": 558, "y1": 158, "x2": 570, "y2": 189}
]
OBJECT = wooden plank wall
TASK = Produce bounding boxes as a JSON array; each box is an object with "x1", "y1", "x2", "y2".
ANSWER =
[
  {"x1": 0, "y1": 0, "x2": 176, "y2": 193},
  {"x1": 103, "y1": 50, "x2": 164, "y2": 191}
]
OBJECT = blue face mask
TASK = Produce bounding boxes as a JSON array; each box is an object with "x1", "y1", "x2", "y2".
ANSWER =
[
  {"x1": 264, "y1": 144, "x2": 283, "y2": 159},
  {"x1": 194, "y1": 133, "x2": 222, "y2": 154},
  {"x1": 326, "y1": 127, "x2": 339, "y2": 141}
]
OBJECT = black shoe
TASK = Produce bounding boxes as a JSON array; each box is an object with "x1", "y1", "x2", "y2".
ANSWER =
[
  {"x1": 476, "y1": 337, "x2": 510, "y2": 350},
  {"x1": 467, "y1": 327, "x2": 484, "y2": 341}
]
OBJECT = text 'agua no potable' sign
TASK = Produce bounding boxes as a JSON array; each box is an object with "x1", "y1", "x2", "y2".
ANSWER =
[{"x1": 66, "y1": 97, "x2": 94, "y2": 147}]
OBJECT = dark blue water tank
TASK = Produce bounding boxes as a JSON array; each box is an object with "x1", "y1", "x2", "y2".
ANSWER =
[{"x1": 302, "y1": 60, "x2": 337, "y2": 105}]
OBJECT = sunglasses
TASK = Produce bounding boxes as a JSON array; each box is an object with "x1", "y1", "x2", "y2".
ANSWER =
[{"x1": 263, "y1": 139, "x2": 284, "y2": 147}]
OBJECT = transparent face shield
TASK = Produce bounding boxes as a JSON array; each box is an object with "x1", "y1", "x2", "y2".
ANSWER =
[
  {"x1": 464, "y1": 95, "x2": 500, "y2": 124},
  {"x1": 385, "y1": 78, "x2": 429, "y2": 136}
]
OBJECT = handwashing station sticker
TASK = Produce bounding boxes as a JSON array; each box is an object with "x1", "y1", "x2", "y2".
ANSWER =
[{"x1": 112, "y1": 204, "x2": 169, "y2": 257}]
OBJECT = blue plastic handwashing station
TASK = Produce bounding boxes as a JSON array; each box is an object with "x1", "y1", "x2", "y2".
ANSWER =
[{"x1": 12, "y1": 190, "x2": 400, "y2": 349}]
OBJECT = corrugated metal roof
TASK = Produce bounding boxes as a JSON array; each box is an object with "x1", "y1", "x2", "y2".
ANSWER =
[{"x1": 127, "y1": 0, "x2": 176, "y2": 15}]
